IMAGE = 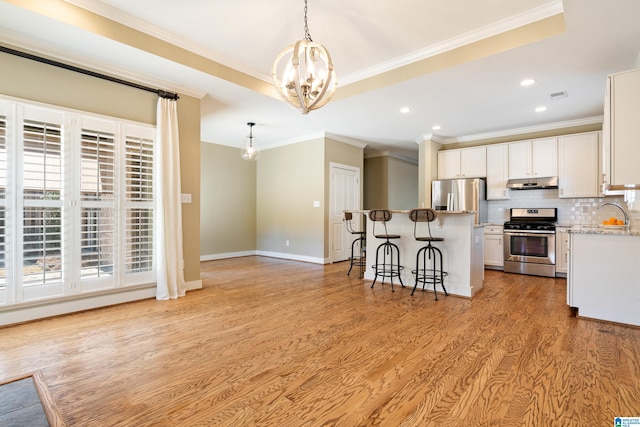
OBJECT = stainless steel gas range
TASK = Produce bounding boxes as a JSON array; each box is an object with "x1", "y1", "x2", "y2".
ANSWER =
[{"x1": 503, "y1": 208, "x2": 557, "y2": 278}]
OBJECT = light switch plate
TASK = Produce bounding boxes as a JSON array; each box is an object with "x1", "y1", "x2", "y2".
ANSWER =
[{"x1": 181, "y1": 193, "x2": 192, "y2": 203}]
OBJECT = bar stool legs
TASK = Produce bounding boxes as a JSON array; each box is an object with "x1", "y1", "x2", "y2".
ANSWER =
[
  {"x1": 408, "y1": 208, "x2": 447, "y2": 300},
  {"x1": 344, "y1": 211, "x2": 366, "y2": 279},
  {"x1": 412, "y1": 243, "x2": 448, "y2": 300},
  {"x1": 348, "y1": 234, "x2": 366, "y2": 278},
  {"x1": 371, "y1": 239, "x2": 404, "y2": 291}
]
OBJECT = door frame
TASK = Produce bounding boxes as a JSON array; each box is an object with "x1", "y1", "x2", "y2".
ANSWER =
[{"x1": 329, "y1": 162, "x2": 361, "y2": 264}]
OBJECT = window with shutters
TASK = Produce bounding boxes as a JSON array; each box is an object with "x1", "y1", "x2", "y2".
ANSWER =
[{"x1": 0, "y1": 98, "x2": 157, "y2": 306}]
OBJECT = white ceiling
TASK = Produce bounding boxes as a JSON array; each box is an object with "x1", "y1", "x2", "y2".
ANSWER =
[{"x1": 1, "y1": 0, "x2": 639, "y2": 161}]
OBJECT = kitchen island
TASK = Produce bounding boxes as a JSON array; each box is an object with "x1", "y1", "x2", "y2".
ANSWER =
[
  {"x1": 568, "y1": 226, "x2": 640, "y2": 327},
  {"x1": 361, "y1": 210, "x2": 484, "y2": 298}
]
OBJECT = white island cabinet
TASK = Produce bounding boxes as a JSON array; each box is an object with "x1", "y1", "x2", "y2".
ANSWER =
[
  {"x1": 568, "y1": 228, "x2": 640, "y2": 326},
  {"x1": 364, "y1": 211, "x2": 484, "y2": 298}
]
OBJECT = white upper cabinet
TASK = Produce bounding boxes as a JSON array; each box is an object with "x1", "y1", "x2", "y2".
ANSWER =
[
  {"x1": 460, "y1": 146, "x2": 487, "y2": 178},
  {"x1": 437, "y1": 150, "x2": 461, "y2": 179},
  {"x1": 532, "y1": 138, "x2": 558, "y2": 177},
  {"x1": 558, "y1": 132, "x2": 600, "y2": 198},
  {"x1": 437, "y1": 146, "x2": 486, "y2": 179},
  {"x1": 486, "y1": 144, "x2": 509, "y2": 200},
  {"x1": 508, "y1": 138, "x2": 557, "y2": 179},
  {"x1": 605, "y1": 68, "x2": 640, "y2": 188},
  {"x1": 507, "y1": 140, "x2": 530, "y2": 179}
]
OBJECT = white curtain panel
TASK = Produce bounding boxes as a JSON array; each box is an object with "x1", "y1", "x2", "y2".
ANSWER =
[{"x1": 155, "y1": 97, "x2": 186, "y2": 299}]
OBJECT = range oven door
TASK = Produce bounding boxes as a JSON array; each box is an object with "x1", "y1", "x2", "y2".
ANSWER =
[
  {"x1": 503, "y1": 230, "x2": 556, "y2": 277},
  {"x1": 504, "y1": 231, "x2": 555, "y2": 265}
]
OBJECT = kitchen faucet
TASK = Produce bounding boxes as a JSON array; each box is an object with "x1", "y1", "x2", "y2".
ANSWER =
[{"x1": 598, "y1": 202, "x2": 629, "y2": 224}]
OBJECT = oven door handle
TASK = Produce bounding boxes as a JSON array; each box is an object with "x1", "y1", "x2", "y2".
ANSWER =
[{"x1": 504, "y1": 230, "x2": 555, "y2": 236}]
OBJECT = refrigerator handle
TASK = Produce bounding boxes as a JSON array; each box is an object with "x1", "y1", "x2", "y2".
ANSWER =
[{"x1": 447, "y1": 193, "x2": 453, "y2": 211}]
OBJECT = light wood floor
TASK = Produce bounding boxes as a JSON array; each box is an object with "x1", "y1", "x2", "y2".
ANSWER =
[{"x1": 1, "y1": 256, "x2": 640, "y2": 426}]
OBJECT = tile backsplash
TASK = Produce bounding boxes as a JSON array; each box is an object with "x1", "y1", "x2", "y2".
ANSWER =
[{"x1": 487, "y1": 189, "x2": 634, "y2": 226}]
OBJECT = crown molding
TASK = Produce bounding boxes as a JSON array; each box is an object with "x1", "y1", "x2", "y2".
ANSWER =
[
  {"x1": 432, "y1": 116, "x2": 603, "y2": 145},
  {"x1": 325, "y1": 132, "x2": 369, "y2": 149}
]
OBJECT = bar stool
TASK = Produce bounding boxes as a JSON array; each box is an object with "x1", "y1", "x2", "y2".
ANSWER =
[
  {"x1": 369, "y1": 209, "x2": 404, "y2": 291},
  {"x1": 344, "y1": 211, "x2": 366, "y2": 277},
  {"x1": 408, "y1": 208, "x2": 448, "y2": 300}
]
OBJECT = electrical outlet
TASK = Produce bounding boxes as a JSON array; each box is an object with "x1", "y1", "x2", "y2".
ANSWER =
[{"x1": 286, "y1": 240, "x2": 290, "y2": 247}]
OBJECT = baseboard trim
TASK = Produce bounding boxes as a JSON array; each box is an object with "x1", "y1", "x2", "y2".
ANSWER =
[
  {"x1": 201, "y1": 251, "x2": 327, "y2": 264},
  {"x1": 200, "y1": 251, "x2": 256, "y2": 261},
  {"x1": 255, "y1": 251, "x2": 325, "y2": 264},
  {"x1": 186, "y1": 279, "x2": 202, "y2": 291},
  {"x1": 0, "y1": 286, "x2": 157, "y2": 327}
]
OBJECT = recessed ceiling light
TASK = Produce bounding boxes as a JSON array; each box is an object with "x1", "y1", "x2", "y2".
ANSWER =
[
  {"x1": 432, "y1": 125, "x2": 441, "y2": 131},
  {"x1": 535, "y1": 106, "x2": 547, "y2": 112},
  {"x1": 521, "y1": 79, "x2": 536, "y2": 86},
  {"x1": 400, "y1": 107, "x2": 411, "y2": 114}
]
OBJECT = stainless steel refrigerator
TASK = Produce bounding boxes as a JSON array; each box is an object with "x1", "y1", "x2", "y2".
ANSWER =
[{"x1": 431, "y1": 178, "x2": 487, "y2": 224}]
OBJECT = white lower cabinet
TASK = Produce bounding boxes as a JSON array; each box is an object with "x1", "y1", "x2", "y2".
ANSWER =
[
  {"x1": 569, "y1": 232, "x2": 640, "y2": 326},
  {"x1": 555, "y1": 228, "x2": 570, "y2": 275},
  {"x1": 484, "y1": 225, "x2": 504, "y2": 268}
]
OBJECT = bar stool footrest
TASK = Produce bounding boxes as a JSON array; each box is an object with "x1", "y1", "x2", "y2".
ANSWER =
[
  {"x1": 411, "y1": 269, "x2": 448, "y2": 284},
  {"x1": 372, "y1": 264, "x2": 404, "y2": 277}
]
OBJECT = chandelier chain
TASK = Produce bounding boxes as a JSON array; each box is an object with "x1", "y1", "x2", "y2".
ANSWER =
[{"x1": 303, "y1": 0, "x2": 312, "y2": 41}]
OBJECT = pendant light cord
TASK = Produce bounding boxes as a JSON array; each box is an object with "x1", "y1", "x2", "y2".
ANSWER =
[{"x1": 303, "y1": 0, "x2": 313, "y2": 41}]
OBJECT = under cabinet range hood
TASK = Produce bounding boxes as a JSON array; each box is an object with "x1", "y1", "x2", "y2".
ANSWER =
[{"x1": 506, "y1": 176, "x2": 558, "y2": 190}]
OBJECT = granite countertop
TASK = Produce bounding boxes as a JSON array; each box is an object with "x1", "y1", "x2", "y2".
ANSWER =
[
  {"x1": 348, "y1": 209, "x2": 477, "y2": 215},
  {"x1": 569, "y1": 225, "x2": 640, "y2": 236}
]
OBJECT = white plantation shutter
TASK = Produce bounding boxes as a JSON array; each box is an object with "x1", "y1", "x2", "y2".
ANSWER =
[
  {"x1": 79, "y1": 118, "x2": 116, "y2": 284},
  {"x1": 123, "y1": 126, "x2": 155, "y2": 283},
  {"x1": 0, "y1": 97, "x2": 157, "y2": 307},
  {"x1": 20, "y1": 109, "x2": 65, "y2": 300}
]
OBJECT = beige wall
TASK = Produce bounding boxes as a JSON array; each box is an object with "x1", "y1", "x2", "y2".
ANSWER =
[
  {"x1": 418, "y1": 138, "x2": 442, "y2": 209},
  {"x1": 200, "y1": 136, "x2": 364, "y2": 261},
  {"x1": 388, "y1": 157, "x2": 418, "y2": 209},
  {"x1": 257, "y1": 139, "x2": 325, "y2": 259},
  {"x1": 365, "y1": 155, "x2": 418, "y2": 210},
  {"x1": 364, "y1": 156, "x2": 388, "y2": 209},
  {"x1": 200, "y1": 143, "x2": 256, "y2": 256},
  {"x1": 0, "y1": 49, "x2": 201, "y2": 282}
]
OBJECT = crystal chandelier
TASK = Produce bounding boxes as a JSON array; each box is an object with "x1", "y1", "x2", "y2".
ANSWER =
[
  {"x1": 272, "y1": 0, "x2": 337, "y2": 114},
  {"x1": 241, "y1": 122, "x2": 259, "y2": 161}
]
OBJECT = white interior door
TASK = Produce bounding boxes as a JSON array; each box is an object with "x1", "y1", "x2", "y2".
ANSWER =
[{"x1": 330, "y1": 163, "x2": 360, "y2": 263}]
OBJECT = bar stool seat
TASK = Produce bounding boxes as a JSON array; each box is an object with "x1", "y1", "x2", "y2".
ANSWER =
[
  {"x1": 369, "y1": 209, "x2": 404, "y2": 291},
  {"x1": 408, "y1": 208, "x2": 448, "y2": 300},
  {"x1": 344, "y1": 211, "x2": 366, "y2": 277}
]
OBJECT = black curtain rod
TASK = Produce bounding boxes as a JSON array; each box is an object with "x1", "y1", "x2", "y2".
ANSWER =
[{"x1": 1, "y1": 45, "x2": 179, "y2": 100}]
